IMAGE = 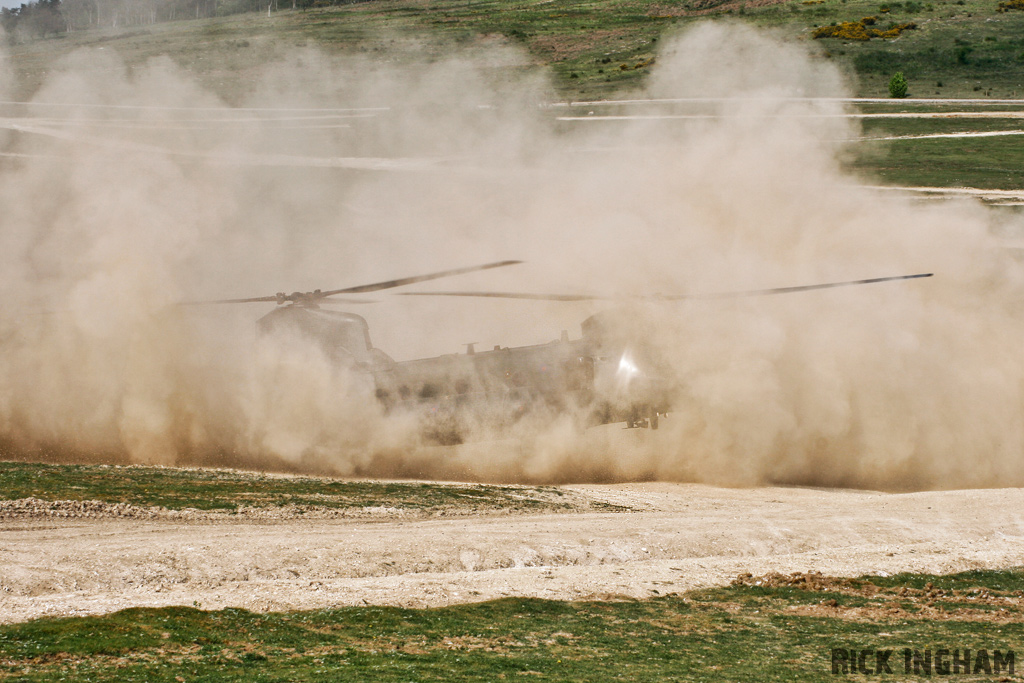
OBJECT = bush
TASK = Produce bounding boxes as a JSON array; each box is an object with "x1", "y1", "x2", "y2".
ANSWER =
[
  {"x1": 812, "y1": 19, "x2": 915, "y2": 39},
  {"x1": 889, "y1": 71, "x2": 909, "y2": 98}
]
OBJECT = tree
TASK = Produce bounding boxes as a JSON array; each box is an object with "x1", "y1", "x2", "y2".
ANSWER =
[
  {"x1": 889, "y1": 71, "x2": 909, "y2": 98},
  {"x1": 1, "y1": 0, "x2": 66, "y2": 38}
]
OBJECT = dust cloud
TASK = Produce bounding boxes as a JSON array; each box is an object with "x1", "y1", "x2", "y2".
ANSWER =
[{"x1": 1, "y1": 24, "x2": 1022, "y2": 490}]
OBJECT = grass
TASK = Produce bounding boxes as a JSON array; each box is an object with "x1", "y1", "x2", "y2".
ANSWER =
[
  {"x1": 849, "y1": 133, "x2": 1024, "y2": 188},
  {"x1": 6, "y1": 0, "x2": 1024, "y2": 101},
  {"x1": 0, "y1": 460, "x2": 619, "y2": 513},
  {"x1": 4, "y1": 0, "x2": 1024, "y2": 191},
  {"x1": 0, "y1": 568, "x2": 1020, "y2": 681},
  {"x1": 859, "y1": 116, "x2": 1024, "y2": 137}
]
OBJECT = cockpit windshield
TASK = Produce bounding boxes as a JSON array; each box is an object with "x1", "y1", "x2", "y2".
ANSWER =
[{"x1": 257, "y1": 308, "x2": 373, "y2": 364}]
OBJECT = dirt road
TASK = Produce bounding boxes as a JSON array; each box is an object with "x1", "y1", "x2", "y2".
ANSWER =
[{"x1": 2, "y1": 483, "x2": 1022, "y2": 624}]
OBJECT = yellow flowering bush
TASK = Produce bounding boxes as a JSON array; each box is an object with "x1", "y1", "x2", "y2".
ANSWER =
[{"x1": 812, "y1": 19, "x2": 916, "y2": 39}]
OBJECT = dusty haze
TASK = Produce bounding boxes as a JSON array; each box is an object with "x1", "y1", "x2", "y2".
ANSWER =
[{"x1": 1, "y1": 24, "x2": 1022, "y2": 489}]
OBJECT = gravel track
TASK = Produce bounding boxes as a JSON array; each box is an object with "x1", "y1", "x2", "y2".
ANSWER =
[{"x1": 1, "y1": 483, "x2": 1022, "y2": 624}]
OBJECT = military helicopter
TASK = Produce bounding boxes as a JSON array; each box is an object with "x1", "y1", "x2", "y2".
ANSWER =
[{"x1": 183, "y1": 262, "x2": 932, "y2": 442}]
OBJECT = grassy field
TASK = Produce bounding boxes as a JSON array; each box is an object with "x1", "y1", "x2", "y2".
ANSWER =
[
  {"x1": 0, "y1": 568, "x2": 1020, "y2": 681},
  {"x1": 0, "y1": 461, "x2": 617, "y2": 514},
  {"x1": 4, "y1": 0, "x2": 1024, "y2": 190},
  {"x1": 7, "y1": 0, "x2": 1024, "y2": 100},
  {"x1": 850, "y1": 132, "x2": 1024, "y2": 188}
]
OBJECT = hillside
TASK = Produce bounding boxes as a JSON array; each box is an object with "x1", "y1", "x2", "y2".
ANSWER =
[{"x1": 4, "y1": 0, "x2": 1024, "y2": 101}]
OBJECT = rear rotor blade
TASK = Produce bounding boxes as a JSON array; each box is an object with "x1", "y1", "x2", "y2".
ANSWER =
[
  {"x1": 667, "y1": 272, "x2": 934, "y2": 300},
  {"x1": 398, "y1": 273, "x2": 933, "y2": 302}
]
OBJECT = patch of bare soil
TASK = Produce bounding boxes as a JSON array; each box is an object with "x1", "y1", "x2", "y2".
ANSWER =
[
  {"x1": 527, "y1": 30, "x2": 640, "y2": 63},
  {"x1": 1, "y1": 483, "x2": 1023, "y2": 624},
  {"x1": 732, "y1": 570, "x2": 866, "y2": 591},
  {"x1": 648, "y1": 0, "x2": 788, "y2": 18},
  {"x1": 867, "y1": 184, "x2": 1024, "y2": 205},
  {"x1": 731, "y1": 571, "x2": 1024, "y2": 623},
  {"x1": 0, "y1": 488, "x2": 607, "y2": 522}
]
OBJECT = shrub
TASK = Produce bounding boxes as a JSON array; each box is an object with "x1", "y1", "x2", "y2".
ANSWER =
[
  {"x1": 876, "y1": 21, "x2": 917, "y2": 37},
  {"x1": 889, "y1": 71, "x2": 909, "y2": 98},
  {"x1": 813, "y1": 21, "x2": 872, "y2": 38},
  {"x1": 812, "y1": 18, "x2": 915, "y2": 39}
]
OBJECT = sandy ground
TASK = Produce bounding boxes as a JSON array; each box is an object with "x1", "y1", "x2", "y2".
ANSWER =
[
  {"x1": 868, "y1": 184, "x2": 1024, "y2": 204},
  {"x1": 1, "y1": 483, "x2": 1023, "y2": 624}
]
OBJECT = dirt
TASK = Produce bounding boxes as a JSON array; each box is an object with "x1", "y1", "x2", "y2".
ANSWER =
[
  {"x1": 729, "y1": 570, "x2": 1024, "y2": 622},
  {"x1": 1, "y1": 483, "x2": 1023, "y2": 624},
  {"x1": 0, "y1": 487, "x2": 611, "y2": 522},
  {"x1": 868, "y1": 184, "x2": 1024, "y2": 205}
]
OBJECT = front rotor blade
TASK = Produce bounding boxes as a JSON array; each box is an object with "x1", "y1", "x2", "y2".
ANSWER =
[
  {"x1": 316, "y1": 298, "x2": 378, "y2": 305},
  {"x1": 399, "y1": 291, "x2": 599, "y2": 301},
  {"x1": 176, "y1": 260, "x2": 523, "y2": 306},
  {"x1": 177, "y1": 295, "x2": 280, "y2": 305},
  {"x1": 398, "y1": 273, "x2": 934, "y2": 302},
  {"x1": 319, "y1": 260, "x2": 523, "y2": 297}
]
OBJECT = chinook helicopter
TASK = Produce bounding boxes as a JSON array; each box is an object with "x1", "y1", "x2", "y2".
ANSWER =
[{"x1": 184, "y1": 262, "x2": 932, "y2": 441}]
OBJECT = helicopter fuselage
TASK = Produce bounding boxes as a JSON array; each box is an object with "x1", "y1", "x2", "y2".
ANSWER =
[{"x1": 255, "y1": 304, "x2": 670, "y2": 440}]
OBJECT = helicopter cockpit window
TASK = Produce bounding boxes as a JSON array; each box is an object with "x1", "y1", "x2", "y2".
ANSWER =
[
  {"x1": 257, "y1": 310, "x2": 373, "y2": 365},
  {"x1": 318, "y1": 321, "x2": 370, "y2": 363}
]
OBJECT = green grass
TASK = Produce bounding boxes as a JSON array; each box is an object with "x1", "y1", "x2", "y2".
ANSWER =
[
  {"x1": 848, "y1": 132, "x2": 1024, "y2": 187},
  {"x1": 5, "y1": 0, "x2": 1024, "y2": 192},
  {"x1": 7, "y1": 0, "x2": 1024, "y2": 101},
  {"x1": 0, "y1": 568, "x2": 1020, "y2": 681},
  {"x1": 859, "y1": 117, "x2": 1024, "y2": 136},
  {"x1": 0, "y1": 460, "x2": 618, "y2": 513}
]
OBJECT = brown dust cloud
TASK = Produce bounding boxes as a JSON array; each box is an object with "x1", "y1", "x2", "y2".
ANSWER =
[{"x1": 1, "y1": 24, "x2": 1022, "y2": 490}]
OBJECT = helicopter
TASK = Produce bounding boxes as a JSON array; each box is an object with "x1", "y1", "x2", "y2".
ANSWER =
[{"x1": 183, "y1": 262, "x2": 933, "y2": 442}]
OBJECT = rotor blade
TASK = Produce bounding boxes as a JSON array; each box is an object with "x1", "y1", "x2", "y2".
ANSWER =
[
  {"x1": 176, "y1": 260, "x2": 523, "y2": 306},
  {"x1": 398, "y1": 273, "x2": 933, "y2": 302},
  {"x1": 666, "y1": 272, "x2": 934, "y2": 300},
  {"x1": 316, "y1": 298, "x2": 378, "y2": 305},
  {"x1": 177, "y1": 295, "x2": 377, "y2": 306},
  {"x1": 177, "y1": 295, "x2": 280, "y2": 305},
  {"x1": 399, "y1": 291, "x2": 600, "y2": 301},
  {"x1": 319, "y1": 260, "x2": 523, "y2": 297}
]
